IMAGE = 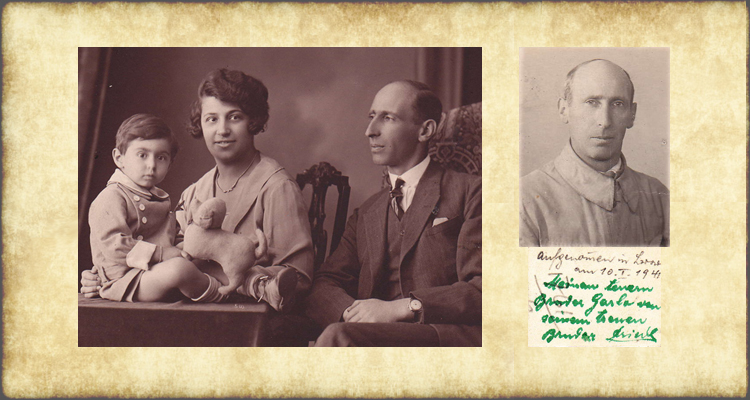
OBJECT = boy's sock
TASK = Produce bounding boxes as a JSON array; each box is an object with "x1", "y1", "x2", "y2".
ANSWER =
[
  {"x1": 237, "y1": 265, "x2": 297, "y2": 312},
  {"x1": 191, "y1": 273, "x2": 228, "y2": 303}
]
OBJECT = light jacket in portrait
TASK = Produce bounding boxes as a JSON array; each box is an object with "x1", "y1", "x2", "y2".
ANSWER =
[
  {"x1": 176, "y1": 154, "x2": 314, "y2": 293},
  {"x1": 520, "y1": 142, "x2": 669, "y2": 247},
  {"x1": 89, "y1": 169, "x2": 176, "y2": 298}
]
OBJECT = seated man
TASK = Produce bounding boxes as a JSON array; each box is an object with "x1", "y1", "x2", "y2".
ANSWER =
[
  {"x1": 520, "y1": 59, "x2": 669, "y2": 247},
  {"x1": 304, "y1": 80, "x2": 482, "y2": 347}
]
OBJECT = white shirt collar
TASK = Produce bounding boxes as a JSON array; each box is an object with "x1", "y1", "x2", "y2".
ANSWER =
[
  {"x1": 555, "y1": 143, "x2": 638, "y2": 212},
  {"x1": 388, "y1": 156, "x2": 431, "y2": 189}
]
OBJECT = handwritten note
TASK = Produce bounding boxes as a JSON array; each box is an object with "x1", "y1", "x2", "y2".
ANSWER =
[{"x1": 528, "y1": 247, "x2": 661, "y2": 347}]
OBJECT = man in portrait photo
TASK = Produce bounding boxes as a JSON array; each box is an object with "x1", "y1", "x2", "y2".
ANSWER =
[
  {"x1": 520, "y1": 48, "x2": 669, "y2": 247},
  {"x1": 304, "y1": 80, "x2": 482, "y2": 346},
  {"x1": 77, "y1": 48, "x2": 481, "y2": 348}
]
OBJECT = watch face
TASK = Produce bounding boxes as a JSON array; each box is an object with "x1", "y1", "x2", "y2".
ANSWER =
[{"x1": 410, "y1": 299, "x2": 422, "y2": 311}]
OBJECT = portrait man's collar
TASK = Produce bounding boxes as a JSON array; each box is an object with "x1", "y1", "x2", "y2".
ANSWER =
[
  {"x1": 554, "y1": 142, "x2": 640, "y2": 213},
  {"x1": 388, "y1": 156, "x2": 431, "y2": 189}
]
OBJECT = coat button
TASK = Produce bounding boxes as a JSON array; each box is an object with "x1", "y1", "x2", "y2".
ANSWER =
[
  {"x1": 136, "y1": 235, "x2": 143, "y2": 240},
  {"x1": 400, "y1": 230, "x2": 405, "y2": 236},
  {"x1": 142, "y1": 217, "x2": 148, "y2": 224},
  {"x1": 133, "y1": 195, "x2": 140, "y2": 202},
  {"x1": 139, "y1": 204, "x2": 145, "y2": 211}
]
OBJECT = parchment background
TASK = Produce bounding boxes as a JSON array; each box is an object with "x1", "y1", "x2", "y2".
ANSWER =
[{"x1": 2, "y1": 2, "x2": 747, "y2": 398}]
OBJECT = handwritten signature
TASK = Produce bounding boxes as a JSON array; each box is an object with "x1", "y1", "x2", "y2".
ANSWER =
[{"x1": 605, "y1": 326, "x2": 658, "y2": 343}]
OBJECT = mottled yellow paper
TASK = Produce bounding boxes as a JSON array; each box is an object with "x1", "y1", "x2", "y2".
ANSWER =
[{"x1": 2, "y1": 1, "x2": 746, "y2": 398}]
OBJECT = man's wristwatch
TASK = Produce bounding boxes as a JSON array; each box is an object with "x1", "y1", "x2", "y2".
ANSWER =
[{"x1": 408, "y1": 298, "x2": 423, "y2": 322}]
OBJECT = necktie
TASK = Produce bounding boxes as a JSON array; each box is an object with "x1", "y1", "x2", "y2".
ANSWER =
[{"x1": 390, "y1": 178, "x2": 405, "y2": 220}]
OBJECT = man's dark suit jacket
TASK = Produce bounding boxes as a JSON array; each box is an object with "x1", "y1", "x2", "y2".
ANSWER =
[{"x1": 304, "y1": 161, "x2": 482, "y2": 346}]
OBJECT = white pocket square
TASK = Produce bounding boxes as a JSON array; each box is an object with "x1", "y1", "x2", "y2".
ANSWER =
[{"x1": 432, "y1": 217, "x2": 449, "y2": 227}]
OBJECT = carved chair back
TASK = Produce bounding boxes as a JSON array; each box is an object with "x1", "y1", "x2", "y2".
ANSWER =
[{"x1": 296, "y1": 162, "x2": 351, "y2": 270}]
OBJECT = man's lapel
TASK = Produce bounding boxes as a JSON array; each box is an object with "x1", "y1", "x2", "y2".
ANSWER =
[
  {"x1": 400, "y1": 162, "x2": 442, "y2": 265},
  {"x1": 362, "y1": 189, "x2": 389, "y2": 297}
]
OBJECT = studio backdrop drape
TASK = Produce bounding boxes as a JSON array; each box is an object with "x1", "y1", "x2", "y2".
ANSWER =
[{"x1": 78, "y1": 47, "x2": 112, "y2": 276}]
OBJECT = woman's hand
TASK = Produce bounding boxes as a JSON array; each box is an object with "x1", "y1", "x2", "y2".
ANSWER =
[
  {"x1": 253, "y1": 228, "x2": 269, "y2": 265},
  {"x1": 174, "y1": 242, "x2": 193, "y2": 260},
  {"x1": 80, "y1": 269, "x2": 101, "y2": 298},
  {"x1": 162, "y1": 246, "x2": 186, "y2": 261}
]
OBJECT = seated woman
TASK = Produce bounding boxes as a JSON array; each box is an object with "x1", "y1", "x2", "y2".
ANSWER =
[{"x1": 82, "y1": 69, "x2": 314, "y2": 313}]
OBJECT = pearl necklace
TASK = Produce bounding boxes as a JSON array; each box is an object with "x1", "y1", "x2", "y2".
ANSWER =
[{"x1": 215, "y1": 152, "x2": 259, "y2": 193}]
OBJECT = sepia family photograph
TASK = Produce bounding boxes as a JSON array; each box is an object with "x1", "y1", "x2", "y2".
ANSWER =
[{"x1": 78, "y1": 47, "x2": 483, "y2": 347}]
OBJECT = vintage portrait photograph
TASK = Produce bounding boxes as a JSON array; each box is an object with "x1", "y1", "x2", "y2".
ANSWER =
[
  {"x1": 77, "y1": 47, "x2": 483, "y2": 347},
  {"x1": 519, "y1": 47, "x2": 670, "y2": 247}
]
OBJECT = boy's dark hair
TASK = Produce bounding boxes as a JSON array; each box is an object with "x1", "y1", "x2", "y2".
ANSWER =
[
  {"x1": 187, "y1": 69, "x2": 270, "y2": 139},
  {"x1": 116, "y1": 114, "x2": 179, "y2": 158}
]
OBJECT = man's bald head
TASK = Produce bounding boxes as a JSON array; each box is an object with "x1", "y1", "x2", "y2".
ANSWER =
[
  {"x1": 562, "y1": 59, "x2": 635, "y2": 106},
  {"x1": 389, "y1": 80, "x2": 443, "y2": 125}
]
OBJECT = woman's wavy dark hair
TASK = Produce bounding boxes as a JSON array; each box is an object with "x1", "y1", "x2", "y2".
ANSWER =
[{"x1": 187, "y1": 69, "x2": 270, "y2": 139}]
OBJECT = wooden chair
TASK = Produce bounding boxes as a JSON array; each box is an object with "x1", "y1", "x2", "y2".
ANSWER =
[
  {"x1": 296, "y1": 162, "x2": 351, "y2": 270},
  {"x1": 287, "y1": 162, "x2": 353, "y2": 346}
]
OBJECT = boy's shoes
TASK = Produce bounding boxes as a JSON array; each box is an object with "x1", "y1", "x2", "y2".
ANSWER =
[{"x1": 254, "y1": 267, "x2": 297, "y2": 313}]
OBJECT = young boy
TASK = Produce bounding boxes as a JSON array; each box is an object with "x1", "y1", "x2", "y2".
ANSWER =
[{"x1": 88, "y1": 114, "x2": 226, "y2": 303}]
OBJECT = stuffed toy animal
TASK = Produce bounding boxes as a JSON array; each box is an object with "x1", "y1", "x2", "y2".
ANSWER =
[{"x1": 182, "y1": 198, "x2": 267, "y2": 295}]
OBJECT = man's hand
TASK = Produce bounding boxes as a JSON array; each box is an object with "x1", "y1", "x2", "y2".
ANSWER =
[
  {"x1": 80, "y1": 269, "x2": 101, "y2": 298},
  {"x1": 342, "y1": 298, "x2": 412, "y2": 323}
]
